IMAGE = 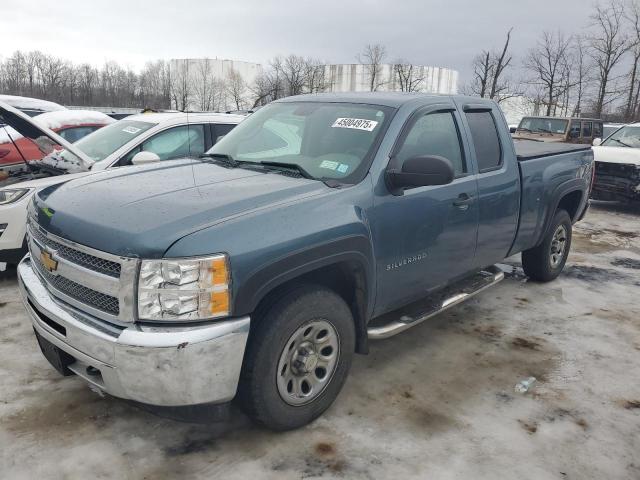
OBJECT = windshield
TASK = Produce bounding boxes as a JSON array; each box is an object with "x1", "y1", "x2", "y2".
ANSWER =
[
  {"x1": 207, "y1": 101, "x2": 392, "y2": 183},
  {"x1": 517, "y1": 118, "x2": 569, "y2": 134},
  {"x1": 602, "y1": 125, "x2": 640, "y2": 148},
  {"x1": 70, "y1": 119, "x2": 155, "y2": 162}
]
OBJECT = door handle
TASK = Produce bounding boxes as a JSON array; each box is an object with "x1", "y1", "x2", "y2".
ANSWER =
[{"x1": 453, "y1": 193, "x2": 473, "y2": 209}]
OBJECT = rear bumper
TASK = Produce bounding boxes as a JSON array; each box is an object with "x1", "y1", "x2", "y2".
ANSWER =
[{"x1": 18, "y1": 256, "x2": 250, "y2": 407}]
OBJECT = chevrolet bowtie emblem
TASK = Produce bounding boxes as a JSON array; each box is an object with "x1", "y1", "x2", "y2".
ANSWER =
[{"x1": 40, "y1": 249, "x2": 58, "y2": 273}]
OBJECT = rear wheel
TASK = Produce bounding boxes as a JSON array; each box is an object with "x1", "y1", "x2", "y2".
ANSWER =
[
  {"x1": 522, "y1": 209, "x2": 572, "y2": 282},
  {"x1": 237, "y1": 285, "x2": 355, "y2": 431}
]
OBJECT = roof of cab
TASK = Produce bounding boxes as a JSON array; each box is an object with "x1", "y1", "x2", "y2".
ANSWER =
[
  {"x1": 275, "y1": 92, "x2": 491, "y2": 108},
  {"x1": 122, "y1": 111, "x2": 246, "y2": 124}
]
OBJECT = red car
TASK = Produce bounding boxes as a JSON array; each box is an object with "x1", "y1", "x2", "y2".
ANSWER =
[{"x1": 0, "y1": 110, "x2": 114, "y2": 168}]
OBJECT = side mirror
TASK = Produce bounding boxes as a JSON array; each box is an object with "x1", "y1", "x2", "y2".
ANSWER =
[
  {"x1": 386, "y1": 155, "x2": 455, "y2": 194},
  {"x1": 592, "y1": 138, "x2": 602, "y2": 146},
  {"x1": 131, "y1": 151, "x2": 161, "y2": 165}
]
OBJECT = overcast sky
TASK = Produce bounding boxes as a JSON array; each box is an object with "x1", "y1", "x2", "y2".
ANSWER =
[{"x1": 3, "y1": 0, "x2": 595, "y2": 84}]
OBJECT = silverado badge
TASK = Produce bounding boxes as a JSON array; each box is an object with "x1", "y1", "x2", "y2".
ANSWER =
[{"x1": 40, "y1": 249, "x2": 58, "y2": 273}]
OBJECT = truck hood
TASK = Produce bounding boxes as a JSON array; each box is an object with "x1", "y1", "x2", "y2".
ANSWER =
[
  {"x1": 593, "y1": 145, "x2": 640, "y2": 166},
  {"x1": 33, "y1": 159, "x2": 328, "y2": 258}
]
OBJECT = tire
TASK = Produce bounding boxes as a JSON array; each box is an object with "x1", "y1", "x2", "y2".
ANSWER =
[
  {"x1": 237, "y1": 284, "x2": 355, "y2": 431},
  {"x1": 522, "y1": 209, "x2": 572, "y2": 282}
]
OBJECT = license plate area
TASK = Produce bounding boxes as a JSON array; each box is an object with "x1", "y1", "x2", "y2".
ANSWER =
[{"x1": 34, "y1": 328, "x2": 75, "y2": 376}]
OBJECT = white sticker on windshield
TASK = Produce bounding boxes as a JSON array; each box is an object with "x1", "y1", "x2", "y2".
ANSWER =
[
  {"x1": 122, "y1": 126, "x2": 141, "y2": 134},
  {"x1": 319, "y1": 160, "x2": 339, "y2": 170},
  {"x1": 331, "y1": 118, "x2": 378, "y2": 131}
]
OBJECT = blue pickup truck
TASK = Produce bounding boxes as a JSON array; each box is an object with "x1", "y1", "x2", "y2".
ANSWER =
[{"x1": 7, "y1": 93, "x2": 593, "y2": 430}]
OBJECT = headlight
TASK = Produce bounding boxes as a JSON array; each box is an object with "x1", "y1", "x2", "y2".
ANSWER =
[
  {"x1": 138, "y1": 254, "x2": 230, "y2": 321},
  {"x1": 0, "y1": 188, "x2": 31, "y2": 205}
]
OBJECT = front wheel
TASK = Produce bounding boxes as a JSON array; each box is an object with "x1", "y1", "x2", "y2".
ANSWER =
[
  {"x1": 522, "y1": 209, "x2": 572, "y2": 282},
  {"x1": 237, "y1": 285, "x2": 355, "y2": 431}
]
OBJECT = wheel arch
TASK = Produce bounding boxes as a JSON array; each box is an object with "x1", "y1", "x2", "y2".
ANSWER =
[
  {"x1": 233, "y1": 235, "x2": 374, "y2": 354},
  {"x1": 537, "y1": 180, "x2": 586, "y2": 246}
]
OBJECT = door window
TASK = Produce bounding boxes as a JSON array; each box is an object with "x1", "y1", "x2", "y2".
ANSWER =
[
  {"x1": 593, "y1": 122, "x2": 603, "y2": 138},
  {"x1": 58, "y1": 126, "x2": 99, "y2": 143},
  {"x1": 581, "y1": 121, "x2": 593, "y2": 138},
  {"x1": 465, "y1": 111, "x2": 502, "y2": 172},
  {"x1": 213, "y1": 123, "x2": 236, "y2": 144},
  {"x1": 395, "y1": 111, "x2": 466, "y2": 176},
  {"x1": 121, "y1": 124, "x2": 205, "y2": 165}
]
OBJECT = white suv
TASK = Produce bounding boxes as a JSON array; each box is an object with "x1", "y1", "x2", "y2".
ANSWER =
[{"x1": 0, "y1": 107, "x2": 244, "y2": 265}]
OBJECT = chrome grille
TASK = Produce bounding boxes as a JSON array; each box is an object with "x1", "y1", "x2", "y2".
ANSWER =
[
  {"x1": 29, "y1": 225, "x2": 121, "y2": 278},
  {"x1": 26, "y1": 219, "x2": 138, "y2": 324},
  {"x1": 33, "y1": 254, "x2": 120, "y2": 315}
]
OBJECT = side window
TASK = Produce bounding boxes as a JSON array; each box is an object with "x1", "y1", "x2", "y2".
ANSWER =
[
  {"x1": 58, "y1": 126, "x2": 98, "y2": 143},
  {"x1": 464, "y1": 111, "x2": 502, "y2": 172},
  {"x1": 213, "y1": 123, "x2": 236, "y2": 144},
  {"x1": 121, "y1": 124, "x2": 205, "y2": 165},
  {"x1": 582, "y1": 121, "x2": 593, "y2": 138},
  {"x1": 395, "y1": 111, "x2": 466, "y2": 176},
  {"x1": 593, "y1": 122, "x2": 603, "y2": 138},
  {"x1": 569, "y1": 121, "x2": 581, "y2": 139}
]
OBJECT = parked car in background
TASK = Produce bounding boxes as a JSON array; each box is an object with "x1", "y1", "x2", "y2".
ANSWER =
[
  {"x1": 0, "y1": 110, "x2": 114, "y2": 170},
  {"x1": 0, "y1": 94, "x2": 66, "y2": 118},
  {"x1": 592, "y1": 123, "x2": 640, "y2": 204},
  {"x1": 14, "y1": 93, "x2": 593, "y2": 430},
  {"x1": 0, "y1": 104, "x2": 244, "y2": 265},
  {"x1": 515, "y1": 116, "x2": 603, "y2": 144}
]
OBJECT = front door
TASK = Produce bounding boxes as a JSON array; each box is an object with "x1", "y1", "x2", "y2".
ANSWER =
[{"x1": 371, "y1": 105, "x2": 479, "y2": 315}]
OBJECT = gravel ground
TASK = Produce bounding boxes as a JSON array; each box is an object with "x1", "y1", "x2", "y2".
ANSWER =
[{"x1": 0, "y1": 202, "x2": 639, "y2": 480}]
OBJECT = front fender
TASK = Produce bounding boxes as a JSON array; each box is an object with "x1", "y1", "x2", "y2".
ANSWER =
[{"x1": 233, "y1": 234, "x2": 375, "y2": 317}]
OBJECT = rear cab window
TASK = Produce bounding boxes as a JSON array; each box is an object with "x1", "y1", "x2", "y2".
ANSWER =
[{"x1": 464, "y1": 111, "x2": 502, "y2": 172}]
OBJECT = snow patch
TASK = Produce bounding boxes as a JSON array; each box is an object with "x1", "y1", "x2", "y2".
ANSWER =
[
  {"x1": 34, "y1": 110, "x2": 115, "y2": 130},
  {"x1": 0, "y1": 94, "x2": 66, "y2": 112}
]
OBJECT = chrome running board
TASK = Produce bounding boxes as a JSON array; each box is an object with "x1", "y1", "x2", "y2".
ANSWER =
[{"x1": 367, "y1": 265, "x2": 504, "y2": 340}]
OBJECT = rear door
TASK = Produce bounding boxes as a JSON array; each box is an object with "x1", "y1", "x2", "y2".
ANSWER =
[
  {"x1": 457, "y1": 102, "x2": 519, "y2": 269},
  {"x1": 371, "y1": 103, "x2": 480, "y2": 314}
]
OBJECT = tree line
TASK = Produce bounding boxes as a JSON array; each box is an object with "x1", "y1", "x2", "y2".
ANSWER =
[
  {"x1": 467, "y1": 0, "x2": 640, "y2": 121},
  {"x1": 0, "y1": 45, "x2": 446, "y2": 113}
]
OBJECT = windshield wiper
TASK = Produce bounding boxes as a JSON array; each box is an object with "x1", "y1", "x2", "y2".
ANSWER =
[
  {"x1": 610, "y1": 138, "x2": 633, "y2": 148},
  {"x1": 534, "y1": 128, "x2": 553, "y2": 134},
  {"x1": 200, "y1": 152, "x2": 239, "y2": 167},
  {"x1": 258, "y1": 161, "x2": 315, "y2": 180}
]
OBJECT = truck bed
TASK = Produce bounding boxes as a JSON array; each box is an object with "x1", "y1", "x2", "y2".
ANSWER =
[
  {"x1": 509, "y1": 140, "x2": 593, "y2": 256},
  {"x1": 513, "y1": 139, "x2": 592, "y2": 161}
]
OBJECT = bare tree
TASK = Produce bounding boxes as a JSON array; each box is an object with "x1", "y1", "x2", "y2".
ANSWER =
[
  {"x1": 357, "y1": 44, "x2": 387, "y2": 91},
  {"x1": 303, "y1": 58, "x2": 328, "y2": 93},
  {"x1": 623, "y1": 0, "x2": 640, "y2": 120},
  {"x1": 470, "y1": 51, "x2": 493, "y2": 98},
  {"x1": 589, "y1": 0, "x2": 631, "y2": 117},
  {"x1": 524, "y1": 31, "x2": 573, "y2": 116},
  {"x1": 467, "y1": 29, "x2": 517, "y2": 102},
  {"x1": 393, "y1": 60, "x2": 425, "y2": 92},
  {"x1": 192, "y1": 59, "x2": 215, "y2": 110},
  {"x1": 226, "y1": 67, "x2": 246, "y2": 110},
  {"x1": 490, "y1": 28, "x2": 514, "y2": 99},
  {"x1": 169, "y1": 59, "x2": 192, "y2": 110}
]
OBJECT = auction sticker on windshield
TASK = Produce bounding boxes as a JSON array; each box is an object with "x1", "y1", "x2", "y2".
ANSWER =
[
  {"x1": 122, "y1": 126, "x2": 141, "y2": 134},
  {"x1": 332, "y1": 118, "x2": 378, "y2": 131}
]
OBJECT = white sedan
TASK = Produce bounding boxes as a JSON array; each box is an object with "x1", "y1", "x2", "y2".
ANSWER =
[
  {"x1": 0, "y1": 104, "x2": 245, "y2": 265},
  {"x1": 592, "y1": 123, "x2": 640, "y2": 204}
]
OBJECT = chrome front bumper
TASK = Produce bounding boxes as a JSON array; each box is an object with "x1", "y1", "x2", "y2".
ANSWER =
[{"x1": 18, "y1": 256, "x2": 250, "y2": 407}]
